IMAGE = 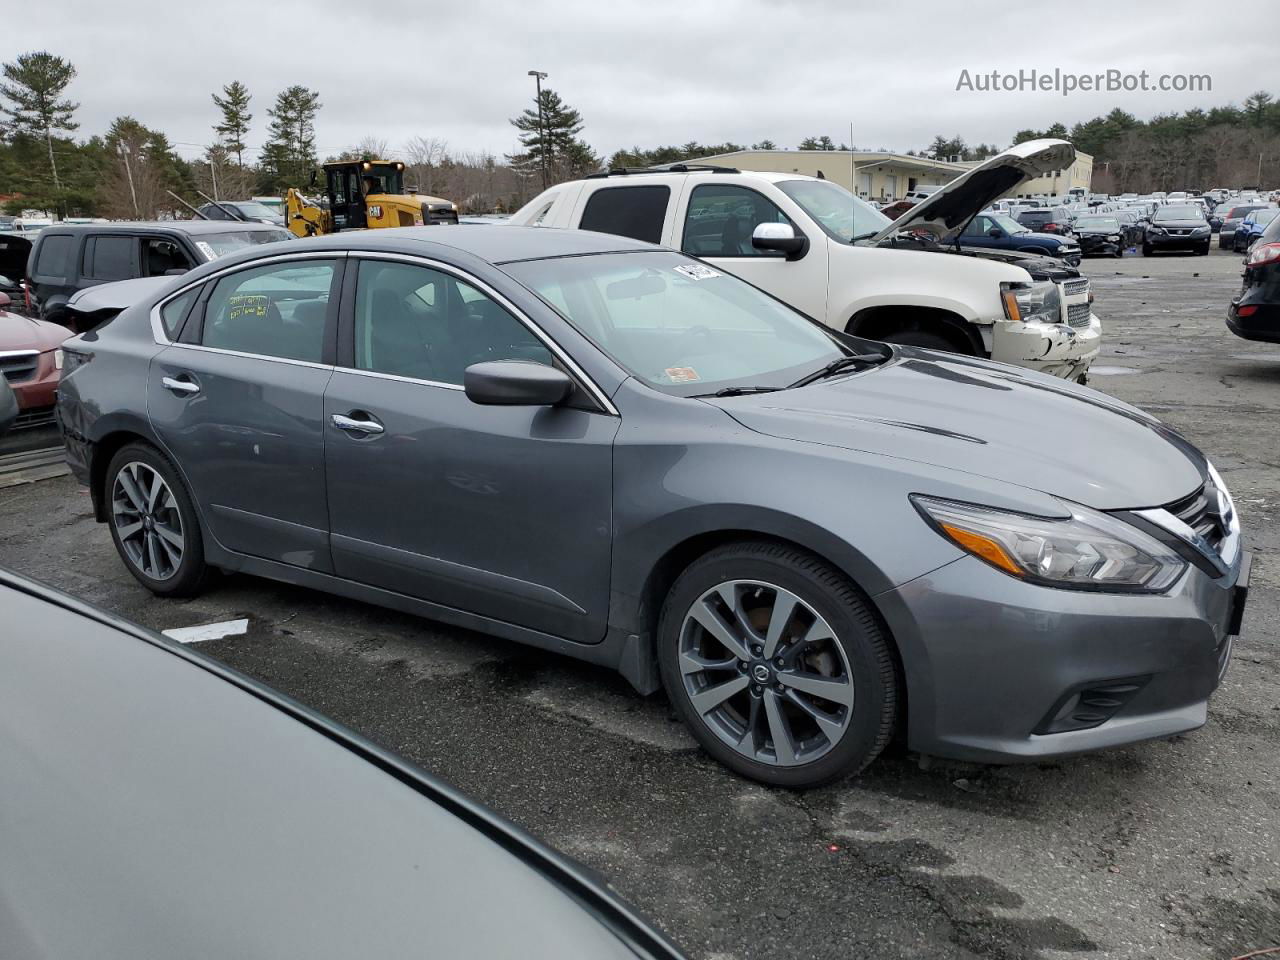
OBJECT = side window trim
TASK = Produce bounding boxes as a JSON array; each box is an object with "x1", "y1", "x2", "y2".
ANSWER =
[{"x1": 338, "y1": 252, "x2": 618, "y2": 415}]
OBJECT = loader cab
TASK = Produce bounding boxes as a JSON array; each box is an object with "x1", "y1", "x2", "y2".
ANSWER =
[{"x1": 324, "y1": 160, "x2": 405, "y2": 230}]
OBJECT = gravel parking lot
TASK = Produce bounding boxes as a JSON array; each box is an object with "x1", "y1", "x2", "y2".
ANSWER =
[{"x1": 1, "y1": 247, "x2": 1276, "y2": 960}]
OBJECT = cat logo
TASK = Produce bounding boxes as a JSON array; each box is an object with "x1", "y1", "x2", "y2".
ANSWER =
[{"x1": 367, "y1": 204, "x2": 382, "y2": 220}]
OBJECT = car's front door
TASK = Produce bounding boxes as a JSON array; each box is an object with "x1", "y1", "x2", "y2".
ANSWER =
[
  {"x1": 677, "y1": 183, "x2": 829, "y2": 322},
  {"x1": 322, "y1": 256, "x2": 618, "y2": 644},
  {"x1": 960, "y1": 214, "x2": 1001, "y2": 250},
  {"x1": 149, "y1": 255, "x2": 340, "y2": 571}
]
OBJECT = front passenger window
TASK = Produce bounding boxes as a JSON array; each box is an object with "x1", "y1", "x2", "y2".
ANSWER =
[
  {"x1": 682, "y1": 185, "x2": 793, "y2": 258},
  {"x1": 352, "y1": 260, "x2": 552, "y2": 385},
  {"x1": 201, "y1": 260, "x2": 337, "y2": 362}
]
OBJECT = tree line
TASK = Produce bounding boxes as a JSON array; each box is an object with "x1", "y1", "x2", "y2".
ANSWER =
[{"x1": 3, "y1": 48, "x2": 1278, "y2": 221}]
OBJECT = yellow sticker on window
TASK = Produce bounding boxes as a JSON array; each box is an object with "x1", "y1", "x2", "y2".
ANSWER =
[{"x1": 226, "y1": 295, "x2": 269, "y2": 321}]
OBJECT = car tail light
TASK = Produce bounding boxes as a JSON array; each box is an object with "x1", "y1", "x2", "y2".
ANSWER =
[
  {"x1": 1246, "y1": 242, "x2": 1280, "y2": 267},
  {"x1": 1237, "y1": 305, "x2": 1258, "y2": 317}
]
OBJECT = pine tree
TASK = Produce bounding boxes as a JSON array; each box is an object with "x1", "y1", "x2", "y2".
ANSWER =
[
  {"x1": 507, "y1": 88, "x2": 593, "y2": 184},
  {"x1": 264, "y1": 85, "x2": 321, "y2": 188},
  {"x1": 212, "y1": 80, "x2": 252, "y2": 167},
  {"x1": 0, "y1": 51, "x2": 78, "y2": 195}
]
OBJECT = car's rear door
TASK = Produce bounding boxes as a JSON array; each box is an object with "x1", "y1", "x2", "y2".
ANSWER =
[
  {"x1": 321, "y1": 254, "x2": 618, "y2": 644},
  {"x1": 149, "y1": 253, "x2": 341, "y2": 572}
]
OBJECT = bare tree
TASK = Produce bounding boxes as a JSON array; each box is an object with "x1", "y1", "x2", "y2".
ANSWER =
[{"x1": 403, "y1": 135, "x2": 450, "y2": 196}]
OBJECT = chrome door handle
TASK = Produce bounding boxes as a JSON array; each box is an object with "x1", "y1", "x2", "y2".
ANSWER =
[
  {"x1": 162, "y1": 376, "x2": 200, "y2": 395},
  {"x1": 331, "y1": 413, "x2": 384, "y2": 435}
]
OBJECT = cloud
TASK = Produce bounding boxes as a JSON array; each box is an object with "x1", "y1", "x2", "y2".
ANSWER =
[{"x1": 10, "y1": 0, "x2": 1270, "y2": 163}]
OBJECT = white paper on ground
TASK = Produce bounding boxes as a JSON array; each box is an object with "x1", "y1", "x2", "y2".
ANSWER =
[{"x1": 162, "y1": 618, "x2": 249, "y2": 644}]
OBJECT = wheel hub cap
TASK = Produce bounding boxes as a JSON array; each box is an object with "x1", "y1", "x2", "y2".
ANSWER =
[
  {"x1": 678, "y1": 579, "x2": 855, "y2": 768},
  {"x1": 111, "y1": 461, "x2": 185, "y2": 582}
]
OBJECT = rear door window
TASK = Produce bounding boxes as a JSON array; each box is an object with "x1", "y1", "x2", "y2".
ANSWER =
[
  {"x1": 579, "y1": 186, "x2": 670, "y2": 244},
  {"x1": 143, "y1": 238, "x2": 194, "y2": 277},
  {"x1": 82, "y1": 236, "x2": 137, "y2": 282},
  {"x1": 201, "y1": 260, "x2": 338, "y2": 363},
  {"x1": 33, "y1": 233, "x2": 75, "y2": 280}
]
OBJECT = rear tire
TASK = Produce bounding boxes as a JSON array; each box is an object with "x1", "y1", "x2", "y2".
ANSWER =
[
  {"x1": 1142, "y1": 244, "x2": 1153, "y2": 257},
  {"x1": 878, "y1": 329, "x2": 965, "y2": 353},
  {"x1": 105, "y1": 442, "x2": 209, "y2": 598},
  {"x1": 658, "y1": 541, "x2": 897, "y2": 788}
]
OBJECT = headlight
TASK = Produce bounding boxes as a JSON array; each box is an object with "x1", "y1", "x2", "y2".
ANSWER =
[
  {"x1": 999, "y1": 280, "x2": 1061, "y2": 325},
  {"x1": 912, "y1": 495, "x2": 1186, "y2": 592},
  {"x1": 1107, "y1": 234, "x2": 1121, "y2": 242},
  {"x1": 1147, "y1": 226, "x2": 1166, "y2": 235},
  {"x1": 1192, "y1": 226, "x2": 1210, "y2": 236}
]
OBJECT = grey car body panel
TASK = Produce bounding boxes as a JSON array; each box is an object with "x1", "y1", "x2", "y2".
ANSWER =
[
  {"x1": 712, "y1": 349, "x2": 1207, "y2": 511},
  {"x1": 0, "y1": 570, "x2": 684, "y2": 960},
  {"x1": 323, "y1": 368, "x2": 618, "y2": 643},
  {"x1": 55, "y1": 225, "x2": 1242, "y2": 762}
]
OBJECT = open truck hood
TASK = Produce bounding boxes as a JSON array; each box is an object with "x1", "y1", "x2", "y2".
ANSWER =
[{"x1": 871, "y1": 139, "x2": 1077, "y2": 243}]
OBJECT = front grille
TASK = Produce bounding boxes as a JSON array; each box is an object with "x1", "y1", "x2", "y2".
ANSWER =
[
  {"x1": 1165, "y1": 482, "x2": 1227, "y2": 553},
  {"x1": 1066, "y1": 302, "x2": 1091, "y2": 327},
  {"x1": 0, "y1": 351, "x2": 39, "y2": 384},
  {"x1": 12, "y1": 405, "x2": 55, "y2": 430},
  {"x1": 1063, "y1": 278, "x2": 1089, "y2": 297}
]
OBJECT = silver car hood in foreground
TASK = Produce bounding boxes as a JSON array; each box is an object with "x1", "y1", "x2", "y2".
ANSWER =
[
  {"x1": 713, "y1": 350, "x2": 1205, "y2": 511},
  {"x1": 872, "y1": 139, "x2": 1077, "y2": 243}
]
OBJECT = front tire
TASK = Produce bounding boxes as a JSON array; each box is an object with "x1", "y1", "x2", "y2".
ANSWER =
[
  {"x1": 106, "y1": 442, "x2": 209, "y2": 597},
  {"x1": 658, "y1": 541, "x2": 897, "y2": 788}
]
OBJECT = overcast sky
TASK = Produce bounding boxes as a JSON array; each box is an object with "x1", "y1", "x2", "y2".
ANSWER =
[{"x1": 12, "y1": 0, "x2": 1271, "y2": 163}]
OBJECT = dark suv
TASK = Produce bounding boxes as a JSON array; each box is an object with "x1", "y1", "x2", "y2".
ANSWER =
[{"x1": 26, "y1": 221, "x2": 291, "y2": 329}]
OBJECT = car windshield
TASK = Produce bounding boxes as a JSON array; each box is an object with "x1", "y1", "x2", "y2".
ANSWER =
[
  {"x1": 1157, "y1": 205, "x2": 1203, "y2": 220},
  {"x1": 774, "y1": 179, "x2": 891, "y2": 242},
  {"x1": 192, "y1": 229, "x2": 293, "y2": 259},
  {"x1": 232, "y1": 202, "x2": 280, "y2": 219},
  {"x1": 1229, "y1": 206, "x2": 1261, "y2": 218},
  {"x1": 989, "y1": 214, "x2": 1028, "y2": 234},
  {"x1": 504, "y1": 250, "x2": 858, "y2": 396},
  {"x1": 1076, "y1": 218, "x2": 1121, "y2": 230},
  {"x1": 1249, "y1": 209, "x2": 1278, "y2": 226}
]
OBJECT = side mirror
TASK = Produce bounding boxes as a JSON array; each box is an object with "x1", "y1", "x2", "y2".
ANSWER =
[
  {"x1": 987, "y1": 228, "x2": 1002, "y2": 238},
  {"x1": 464, "y1": 360, "x2": 573, "y2": 406},
  {"x1": 751, "y1": 222, "x2": 808, "y2": 260}
]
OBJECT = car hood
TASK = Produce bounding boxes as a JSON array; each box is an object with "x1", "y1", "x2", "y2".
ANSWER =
[
  {"x1": 1074, "y1": 227, "x2": 1122, "y2": 236},
  {"x1": 872, "y1": 139, "x2": 1076, "y2": 243},
  {"x1": 1008, "y1": 229, "x2": 1071, "y2": 246},
  {"x1": 0, "y1": 310, "x2": 72, "y2": 352},
  {"x1": 711, "y1": 351, "x2": 1206, "y2": 511}
]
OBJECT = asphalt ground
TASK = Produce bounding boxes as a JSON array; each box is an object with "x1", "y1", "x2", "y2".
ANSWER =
[{"x1": 1, "y1": 246, "x2": 1277, "y2": 959}]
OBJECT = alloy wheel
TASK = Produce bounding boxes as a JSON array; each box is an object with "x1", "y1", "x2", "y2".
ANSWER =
[
  {"x1": 678, "y1": 579, "x2": 854, "y2": 767},
  {"x1": 111, "y1": 461, "x2": 185, "y2": 581}
]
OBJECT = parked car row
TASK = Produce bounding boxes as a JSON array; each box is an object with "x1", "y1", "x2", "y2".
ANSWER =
[{"x1": 1228, "y1": 207, "x2": 1280, "y2": 344}]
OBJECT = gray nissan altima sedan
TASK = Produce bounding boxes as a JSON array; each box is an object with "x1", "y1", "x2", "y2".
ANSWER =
[{"x1": 56, "y1": 225, "x2": 1249, "y2": 787}]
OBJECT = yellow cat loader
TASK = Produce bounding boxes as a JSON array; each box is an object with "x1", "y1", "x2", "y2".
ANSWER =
[{"x1": 286, "y1": 159, "x2": 459, "y2": 238}]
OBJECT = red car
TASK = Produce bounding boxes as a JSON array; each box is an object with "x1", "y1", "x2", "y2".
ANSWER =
[{"x1": 0, "y1": 292, "x2": 71, "y2": 430}]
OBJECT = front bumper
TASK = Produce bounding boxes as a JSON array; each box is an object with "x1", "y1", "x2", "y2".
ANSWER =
[
  {"x1": 876, "y1": 551, "x2": 1248, "y2": 763},
  {"x1": 5, "y1": 351, "x2": 60, "y2": 428},
  {"x1": 1148, "y1": 232, "x2": 1210, "y2": 251},
  {"x1": 1078, "y1": 236, "x2": 1121, "y2": 256},
  {"x1": 989, "y1": 312, "x2": 1101, "y2": 381}
]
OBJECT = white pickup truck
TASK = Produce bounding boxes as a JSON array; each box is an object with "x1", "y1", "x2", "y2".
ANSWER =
[{"x1": 509, "y1": 139, "x2": 1100, "y2": 381}]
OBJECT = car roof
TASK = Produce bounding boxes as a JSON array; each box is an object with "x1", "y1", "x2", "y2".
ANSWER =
[
  {"x1": 38, "y1": 220, "x2": 286, "y2": 236},
  {"x1": 0, "y1": 567, "x2": 684, "y2": 959},
  {"x1": 287, "y1": 224, "x2": 662, "y2": 263}
]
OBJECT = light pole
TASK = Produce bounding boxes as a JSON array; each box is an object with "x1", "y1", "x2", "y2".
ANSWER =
[
  {"x1": 528, "y1": 70, "x2": 548, "y2": 190},
  {"x1": 120, "y1": 143, "x2": 140, "y2": 218}
]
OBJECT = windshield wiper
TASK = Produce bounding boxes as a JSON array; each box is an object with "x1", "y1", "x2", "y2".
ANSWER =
[
  {"x1": 787, "y1": 352, "x2": 887, "y2": 389},
  {"x1": 695, "y1": 385, "x2": 783, "y2": 398},
  {"x1": 849, "y1": 231, "x2": 880, "y2": 244}
]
